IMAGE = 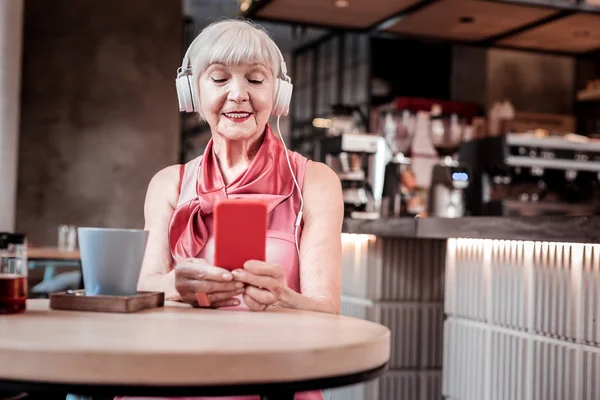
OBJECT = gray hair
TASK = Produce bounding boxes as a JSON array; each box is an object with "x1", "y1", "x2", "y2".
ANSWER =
[{"x1": 187, "y1": 18, "x2": 283, "y2": 117}]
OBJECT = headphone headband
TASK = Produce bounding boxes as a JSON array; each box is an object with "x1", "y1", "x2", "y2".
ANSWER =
[{"x1": 178, "y1": 35, "x2": 289, "y2": 82}]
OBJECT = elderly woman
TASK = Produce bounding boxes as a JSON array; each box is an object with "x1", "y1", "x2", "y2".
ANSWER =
[
  {"x1": 139, "y1": 17, "x2": 342, "y2": 328},
  {"x1": 122, "y1": 18, "x2": 343, "y2": 400},
  {"x1": 112, "y1": 15, "x2": 344, "y2": 400}
]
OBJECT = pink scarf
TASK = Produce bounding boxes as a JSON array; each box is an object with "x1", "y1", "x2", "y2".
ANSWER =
[{"x1": 168, "y1": 125, "x2": 294, "y2": 264}]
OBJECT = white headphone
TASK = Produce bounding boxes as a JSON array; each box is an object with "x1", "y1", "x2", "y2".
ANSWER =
[{"x1": 175, "y1": 38, "x2": 293, "y2": 117}]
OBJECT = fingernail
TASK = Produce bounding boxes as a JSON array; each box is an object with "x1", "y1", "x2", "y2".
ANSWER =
[
  {"x1": 231, "y1": 270, "x2": 240, "y2": 276},
  {"x1": 232, "y1": 299, "x2": 240, "y2": 306},
  {"x1": 222, "y1": 273, "x2": 232, "y2": 280},
  {"x1": 235, "y1": 282, "x2": 244, "y2": 289}
]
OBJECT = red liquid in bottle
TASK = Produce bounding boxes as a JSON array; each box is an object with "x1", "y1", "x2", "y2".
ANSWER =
[{"x1": 0, "y1": 273, "x2": 27, "y2": 314}]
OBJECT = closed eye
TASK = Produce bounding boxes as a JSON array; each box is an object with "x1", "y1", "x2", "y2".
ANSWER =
[
  {"x1": 249, "y1": 79, "x2": 263, "y2": 84},
  {"x1": 211, "y1": 78, "x2": 227, "y2": 83}
]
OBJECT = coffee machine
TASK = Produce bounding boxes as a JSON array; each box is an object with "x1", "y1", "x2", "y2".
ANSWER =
[
  {"x1": 314, "y1": 133, "x2": 390, "y2": 218},
  {"x1": 460, "y1": 132, "x2": 600, "y2": 216},
  {"x1": 427, "y1": 113, "x2": 471, "y2": 217}
]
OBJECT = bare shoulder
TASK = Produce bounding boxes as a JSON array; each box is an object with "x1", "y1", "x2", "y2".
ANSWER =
[
  {"x1": 145, "y1": 164, "x2": 182, "y2": 210},
  {"x1": 303, "y1": 160, "x2": 343, "y2": 218},
  {"x1": 304, "y1": 160, "x2": 341, "y2": 192},
  {"x1": 149, "y1": 164, "x2": 181, "y2": 186}
]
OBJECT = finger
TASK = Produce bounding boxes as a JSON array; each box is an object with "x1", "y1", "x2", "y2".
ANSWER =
[
  {"x1": 243, "y1": 260, "x2": 285, "y2": 280},
  {"x1": 181, "y1": 292, "x2": 198, "y2": 306},
  {"x1": 211, "y1": 298, "x2": 241, "y2": 308},
  {"x1": 176, "y1": 280, "x2": 244, "y2": 295},
  {"x1": 243, "y1": 292, "x2": 267, "y2": 312},
  {"x1": 176, "y1": 261, "x2": 234, "y2": 282},
  {"x1": 207, "y1": 288, "x2": 245, "y2": 303},
  {"x1": 188, "y1": 280, "x2": 244, "y2": 293},
  {"x1": 175, "y1": 283, "x2": 205, "y2": 307},
  {"x1": 244, "y1": 285, "x2": 276, "y2": 306},
  {"x1": 231, "y1": 269, "x2": 278, "y2": 291}
]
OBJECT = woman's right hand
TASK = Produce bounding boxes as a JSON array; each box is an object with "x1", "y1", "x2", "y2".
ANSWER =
[{"x1": 174, "y1": 258, "x2": 244, "y2": 308}]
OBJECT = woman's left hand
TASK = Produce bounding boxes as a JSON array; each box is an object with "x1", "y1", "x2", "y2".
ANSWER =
[{"x1": 231, "y1": 260, "x2": 287, "y2": 312}]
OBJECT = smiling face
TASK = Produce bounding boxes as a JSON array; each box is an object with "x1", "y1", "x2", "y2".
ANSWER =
[{"x1": 198, "y1": 63, "x2": 275, "y2": 141}]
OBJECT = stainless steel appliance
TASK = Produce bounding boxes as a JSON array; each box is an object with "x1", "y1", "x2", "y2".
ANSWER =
[
  {"x1": 428, "y1": 161, "x2": 471, "y2": 218},
  {"x1": 314, "y1": 133, "x2": 390, "y2": 218},
  {"x1": 427, "y1": 113, "x2": 471, "y2": 217},
  {"x1": 460, "y1": 132, "x2": 600, "y2": 216}
]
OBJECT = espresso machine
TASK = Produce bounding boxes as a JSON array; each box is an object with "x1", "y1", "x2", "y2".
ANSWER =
[
  {"x1": 460, "y1": 132, "x2": 600, "y2": 216},
  {"x1": 314, "y1": 133, "x2": 390, "y2": 218},
  {"x1": 427, "y1": 113, "x2": 471, "y2": 217}
]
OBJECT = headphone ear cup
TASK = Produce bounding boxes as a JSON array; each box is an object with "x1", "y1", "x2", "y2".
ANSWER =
[
  {"x1": 175, "y1": 77, "x2": 187, "y2": 111},
  {"x1": 175, "y1": 75, "x2": 196, "y2": 112},
  {"x1": 273, "y1": 78, "x2": 293, "y2": 117},
  {"x1": 186, "y1": 75, "x2": 197, "y2": 112}
]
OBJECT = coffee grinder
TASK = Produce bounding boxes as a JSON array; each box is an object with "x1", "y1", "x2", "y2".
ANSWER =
[
  {"x1": 427, "y1": 113, "x2": 471, "y2": 217},
  {"x1": 377, "y1": 106, "x2": 419, "y2": 216}
]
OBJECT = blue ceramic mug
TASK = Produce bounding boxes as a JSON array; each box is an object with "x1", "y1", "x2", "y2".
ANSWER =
[{"x1": 77, "y1": 227, "x2": 148, "y2": 296}]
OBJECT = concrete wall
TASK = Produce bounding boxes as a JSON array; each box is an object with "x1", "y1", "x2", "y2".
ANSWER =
[
  {"x1": 451, "y1": 45, "x2": 487, "y2": 107},
  {"x1": 16, "y1": 0, "x2": 182, "y2": 245},
  {"x1": 487, "y1": 48, "x2": 575, "y2": 114},
  {"x1": 451, "y1": 45, "x2": 575, "y2": 115}
]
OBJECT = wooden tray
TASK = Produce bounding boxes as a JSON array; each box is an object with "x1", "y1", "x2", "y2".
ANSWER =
[{"x1": 49, "y1": 290, "x2": 164, "y2": 313}]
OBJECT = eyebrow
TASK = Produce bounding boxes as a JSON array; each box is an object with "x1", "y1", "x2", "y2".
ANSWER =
[
  {"x1": 209, "y1": 63, "x2": 268, "y2": 69},
  {"x1": 206, "y1": 63, "x2": 271, "y2": 77},
  {"x1": 248, "y1": 67, "x2": 268, "y2": 75}
]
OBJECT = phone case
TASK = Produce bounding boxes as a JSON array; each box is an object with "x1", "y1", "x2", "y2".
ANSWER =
[{"x1": 213, "y1": 199, "x2": 268, "y2": 271}]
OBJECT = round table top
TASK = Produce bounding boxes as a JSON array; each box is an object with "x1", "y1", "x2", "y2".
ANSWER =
[{"x1": 0, "y1": 299, "x2": 390, "y2": 391}]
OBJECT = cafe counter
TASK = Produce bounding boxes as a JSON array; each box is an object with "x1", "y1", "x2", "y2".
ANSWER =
[
  {"x1": 334, "y1": 216, "x2": 600, "y2": 400},
  {"x1": 342, "y1": 215, "x2": 600, "y2": 243}
]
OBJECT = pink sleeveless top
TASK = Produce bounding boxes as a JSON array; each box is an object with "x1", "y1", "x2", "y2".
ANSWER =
[
  {"x1": 117, "y1": 126, "x2": 323, "y2": 400},
  {"x1": 168, "y1": 125, "x2": 309, "y2": 297},
  {"x1": 172, "y1": 147, "x2": 305, "y2": 295}
]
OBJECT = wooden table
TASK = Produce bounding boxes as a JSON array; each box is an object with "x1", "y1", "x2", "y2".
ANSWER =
[{"x1": 0, "y1": 300, "x2": 390, "y2": 399}]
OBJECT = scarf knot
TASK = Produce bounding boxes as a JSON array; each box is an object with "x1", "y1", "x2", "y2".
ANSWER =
[{"x1": 168, "y1": 125, "x2": 295, "y2": 264}]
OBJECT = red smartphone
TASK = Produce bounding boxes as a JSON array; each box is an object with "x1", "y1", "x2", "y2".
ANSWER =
[{"x1": 213, "y1": 198, "x2": 267, "y2": 271}]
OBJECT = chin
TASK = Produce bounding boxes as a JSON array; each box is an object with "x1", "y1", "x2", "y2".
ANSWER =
[{"x1": 217, "y1": 120, "x2": 264, "y2": 141}]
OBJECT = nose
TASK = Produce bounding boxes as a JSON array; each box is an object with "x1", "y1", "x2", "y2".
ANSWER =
[{"x1": 227, "y1": 77, "x2": 249, "y2": 103}]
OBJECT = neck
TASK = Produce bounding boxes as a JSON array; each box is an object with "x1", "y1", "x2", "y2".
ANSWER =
[{"x1": 212, "y1": 128, "x2": 266, "y2": 185}]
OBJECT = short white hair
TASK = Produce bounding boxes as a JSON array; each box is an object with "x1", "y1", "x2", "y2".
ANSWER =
[{"x1": 186, "y1": 18, "x2": 283, "y2": 117}]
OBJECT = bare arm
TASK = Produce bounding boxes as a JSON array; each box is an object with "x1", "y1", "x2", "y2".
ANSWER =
[
  {"x1": 137, "y1": 165, "x2": 181, "y2": 300},
  {"x1": 277, "y1": 161, "x2": 344, "y2": 314}
]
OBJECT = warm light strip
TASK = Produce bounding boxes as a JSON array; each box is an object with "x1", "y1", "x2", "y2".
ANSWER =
[
  {"x1": 341, "y1": 233, "x2": 376, "y2": 244},
  {"x1": 312, "y1": 118, "x2": 332, "y2": 129},
  {"x1": 450, "y1": 237, "x2": 599, "y2": 248}
]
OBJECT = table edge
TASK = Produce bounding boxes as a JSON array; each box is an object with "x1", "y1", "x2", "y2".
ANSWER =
[{"x1": 0, "y1": 362, "x2": 389, "y2": 397}]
